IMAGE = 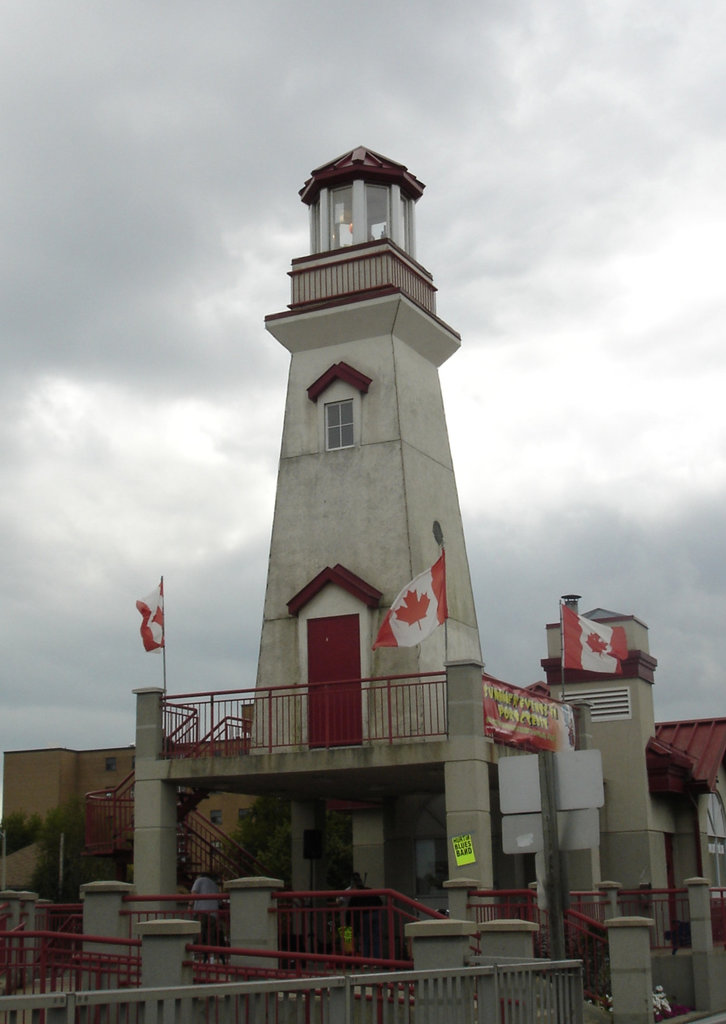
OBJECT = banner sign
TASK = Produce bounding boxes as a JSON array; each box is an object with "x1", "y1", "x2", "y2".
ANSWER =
[
  {"x1": 483, "y1": 679, "x2": 575, "y2": 753},
  {"x1": 452, "y1": 833, "x2": 476, "y2": 866}
]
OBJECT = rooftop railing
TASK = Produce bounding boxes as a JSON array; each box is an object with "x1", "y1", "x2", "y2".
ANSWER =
[{"x1": 161, "y1": 672, "x2": 447, "y2": 758}]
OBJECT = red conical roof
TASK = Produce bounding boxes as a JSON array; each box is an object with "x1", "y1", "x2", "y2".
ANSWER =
[{"x1": 299, "y1": 146, "x2": 425, "y2": 206}]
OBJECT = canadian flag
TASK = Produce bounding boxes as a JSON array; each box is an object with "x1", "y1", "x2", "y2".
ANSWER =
[
  {"x1": 561, "y1": 604, "x2": 627, "y2": 674},
  {"x1": 373, "y1": 552, "x2": 448, "y2": 649},
  {"x1": 136, "y1": 581, "x2": 164, "y2": 652}
]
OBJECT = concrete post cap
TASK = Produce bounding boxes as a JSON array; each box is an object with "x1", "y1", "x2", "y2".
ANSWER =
[
  {"x1": 226, "y1": 877, "x2": 285, "y2": 890},
  {"x1": 81, "y1": 881, "x2": 136, "y2": 896},
  {"x1": 405, "y1": 919, "x2": 477, "y2": 938},
  {"x1": 136, "y1": 919, "x2": 201, "y2": 937},
  {"x1": 604, "y1": 916, "x2": 654, "y2": 929},
  {"x1": 479, "y1": 919, "x2": 539, "y2": 933}
]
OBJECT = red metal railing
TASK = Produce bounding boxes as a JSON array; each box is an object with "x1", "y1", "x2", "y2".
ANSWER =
[
  {"x1": 564, "y1": 908, "x2": 609, "y2": 1002},
  {"x1": 179, "y1": 809, "x2": 269, "y2": 880},
  {"x1": 468, "y1": 888, "x2": 541, "y2": 925},
  {"x1": 85, "y1": 775, "x2": 267, "y2": 881},
  {"x1": 85, "y1": 770, "x2": 135, "y2": 856},
  {"x1": 0, "y1": 929, "x2": 140, "y2": 996},
  {"x1": 187, "y1": 942, "x2": 412, "y2": 983},
  {"x1": 617, "y1": 887, "x2": 690, "y2": 950},
  {"x1": 162, "y1": 673, "x2": 447, "y2": 758},
  {"x1": 120, "y1": 892, "x2": 231, "y2": 940},
  {"x1": 273, "y1": 888, "x2": 446, "y2": 965},
  {"x1": 710, "y1": 887, "x2": 726, "y2": 945},
  {"x1": 569, "y1": 890, "x2": 612, "y2": 922},
  {"x1": 35, "y1": 903, "x2": 83, "y2": 934},
  {"x1": 467, "y1": 888, "x2": 609, "y2": 1000}
]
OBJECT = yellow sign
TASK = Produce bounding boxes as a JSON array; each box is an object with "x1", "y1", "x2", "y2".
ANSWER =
[{"x1": 452, "y1": 833, "x2": 476, "y2": 866}]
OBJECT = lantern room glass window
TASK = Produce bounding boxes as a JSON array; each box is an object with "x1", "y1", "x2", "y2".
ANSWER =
[
  {"x1": 325, "y1": 399, "x2": 354, "y2": 450},
  {"x1": 366, "y1": 184, "x2": 389, "y2": 241},
  {"x1": 330, "y1": 186, "x2": 353, "y2": 248}
]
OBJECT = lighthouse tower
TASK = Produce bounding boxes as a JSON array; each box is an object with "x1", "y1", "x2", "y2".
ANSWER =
[
  {"x1": 260, "y1": 148, "x2": 481, "y2": 700},
  {"x1": 130, "y1": 149, "x2": 494, "y2": 899}
]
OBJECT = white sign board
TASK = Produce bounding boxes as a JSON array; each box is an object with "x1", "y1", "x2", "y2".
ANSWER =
[
  {"x1": 502, "y1": 807, "x2": 601, "y2": 854},
  {"x1": 555, "y1": 750, "x2": 604, "y2": 810},
  {"x1": 499, "y1": 750, "x2": 604, "y2": 814},
  {"x1": 499, "y1": 755, "x2": 541, "y2": 815}
]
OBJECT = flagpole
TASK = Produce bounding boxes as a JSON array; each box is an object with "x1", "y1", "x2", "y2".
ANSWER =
[{"x1": 160, "y1": 575, "x2": 167, "y2": 694}]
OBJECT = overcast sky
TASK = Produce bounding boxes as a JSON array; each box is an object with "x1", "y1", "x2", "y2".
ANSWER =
[{"x1": 2, "y1": 1, "x2": 725, "y2": 777}]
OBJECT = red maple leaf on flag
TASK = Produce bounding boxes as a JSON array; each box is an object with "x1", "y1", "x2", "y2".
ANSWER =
[
  {"x1": 585, "y1": 631, "x2": 608, "y2": 655},
  {"x1": 395, "y1": 589, "x2": 430, "y2": 628}
]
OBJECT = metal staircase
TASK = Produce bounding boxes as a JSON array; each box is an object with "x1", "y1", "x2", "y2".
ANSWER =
[{"x1": 85, "y1": 772, "x2": 268, "y2": 885}]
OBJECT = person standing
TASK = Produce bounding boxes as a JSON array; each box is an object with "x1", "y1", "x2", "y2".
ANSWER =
[
  {"x1": 345, "y1": 873, "x2": 383, "y2": 959},
  {"x1": 191, "y1": 872, "x2": 220, "y2": 954}
]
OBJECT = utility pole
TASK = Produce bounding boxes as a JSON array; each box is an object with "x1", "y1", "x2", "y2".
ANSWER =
[
  {"x1": 538, "y1": 751, "x2": 567, "y2": 961},
  {"x1": 58, "y1": 832, "x2": 65, "y2": 900}
]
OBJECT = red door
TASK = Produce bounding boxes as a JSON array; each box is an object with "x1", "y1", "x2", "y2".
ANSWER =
[{"x1": 307, "y1": 614, "x2": 362, "y2": 747}]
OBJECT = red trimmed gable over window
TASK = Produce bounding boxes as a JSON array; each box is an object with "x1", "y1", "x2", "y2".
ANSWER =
[
  {"x1": 307, "y1": 361, "x2": 372, "y2": 403},
  {"x1": 288, "y1": 564, "x2": 382, "y2": 617}
]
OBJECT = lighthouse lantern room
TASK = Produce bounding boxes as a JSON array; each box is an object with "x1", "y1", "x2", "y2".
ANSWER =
[{"x1": 300, "y1": 145, "x2": 422, "y2": 255}]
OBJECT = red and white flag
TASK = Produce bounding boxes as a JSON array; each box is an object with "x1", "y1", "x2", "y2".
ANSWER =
[
  {"x1": 373, "y1": 552, "x2": 448, "y2": 649},
  {"x1": 561, "y1": 604, "x2": 627, "y2": 674},
  {"x1": 136, "y1": 581, "x2": 164, "y2": 652}
]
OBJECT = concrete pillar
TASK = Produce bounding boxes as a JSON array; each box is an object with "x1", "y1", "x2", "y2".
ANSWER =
[
  {"x1": 133, "y1": 687, "x2": 177, "y2": 895},
  {"x1": 352, "y1": 805, "x2": 385, "y2": 887},
  {"x1": 443, "y1": 877, "x2": 480, "y2": 921},
  {"x1": 133, "y1": 774, "x2": 178, "y2": 895},
  {"x1": 227, "y1": 877, "x2": 284, "y2": 966},
  {"x1": 0, "y1": 891, "x2": 37, "y2": 929},
  {"x1": 477, "y1": 919, "x2": 539, "y2": 960},
  {"x1": 133, "y1": 687, "x2": 164, "y2": 759},
  {"x1": 405, "y1": 919, "x2": 477, "y2": 971},
  {"x1": 290, "y1": 799, "x2": 324, "y2": 891},
  {"x1": 445, "y1": 660, "x2": 494, "y2": 887},
  {"x1": 605, "y1": 916, "x2": 654, "y2": 1024},
  {"x1": 686, "y1": 876, "x2": 719, "y2": 1012},
  {"x1": 685, "y1": 876, "x2": 712, "y2": 951},
  {"x1": 136, "y1": 919, "x2": 199, "y2": 988},
  {"x1": 81, "y1": 881, "x2": 135, "y2": 939},
  {"x1": 598, "y1": 881, "x2": 621, "y2": 919}
]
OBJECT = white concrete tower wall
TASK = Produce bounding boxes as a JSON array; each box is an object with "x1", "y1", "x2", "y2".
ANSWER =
[
  {"x1": 260, "y1": 297, "x2": 481, "y2": 688},
  {"x1": 258, "y1": 150, "x2": 482, "y2": 693}
]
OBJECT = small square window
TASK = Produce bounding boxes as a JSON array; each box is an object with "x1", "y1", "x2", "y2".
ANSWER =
[
  {"x1": 326, "y1": 399, "x2": 354, "y2": 450},
  {"x1": 210, "y1": 810, "x2": 222, "y2": 826},
  {"x1": 105, "y1": 757, "x2": 117, "y2": 771}
]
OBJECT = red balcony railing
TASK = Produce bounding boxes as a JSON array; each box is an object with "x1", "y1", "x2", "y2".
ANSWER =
[{"x1": 161, "y1": 673, "x2": 447, "y2": 758}]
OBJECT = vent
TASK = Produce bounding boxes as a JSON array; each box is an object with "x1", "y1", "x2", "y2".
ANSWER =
[{"x1": 570, "y1": 687, "x2": 631, "y2": 722}]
